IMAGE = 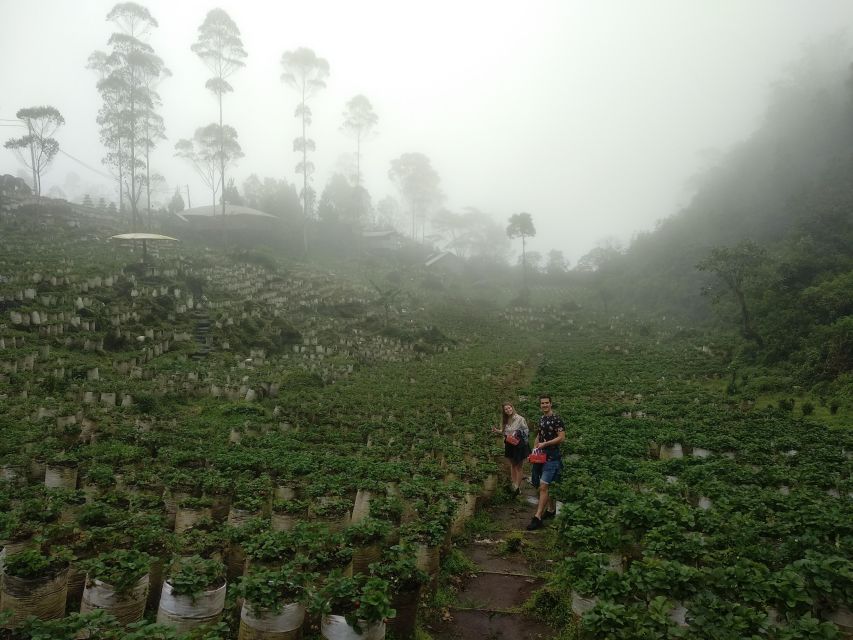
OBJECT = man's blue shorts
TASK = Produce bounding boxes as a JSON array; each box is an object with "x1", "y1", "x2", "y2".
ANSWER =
[{"x1": 531, "y1": 458, "x2": 563, "y2": 487}]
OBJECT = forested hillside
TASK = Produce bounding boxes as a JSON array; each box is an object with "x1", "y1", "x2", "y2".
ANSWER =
[{"x1": 589, "y1": 43, "x2": 853, "y2": 392}]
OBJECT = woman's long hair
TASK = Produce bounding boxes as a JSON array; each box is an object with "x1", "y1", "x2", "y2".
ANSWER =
[{"x1": 501, "y1": 402, "x2": 515, "y2": 428}]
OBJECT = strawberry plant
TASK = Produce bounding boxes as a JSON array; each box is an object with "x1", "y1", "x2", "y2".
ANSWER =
[{"x1": 82, "y1": 549, "x2": 151, "y2": 595}]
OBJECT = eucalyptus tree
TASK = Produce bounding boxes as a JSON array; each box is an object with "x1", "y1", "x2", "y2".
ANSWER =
[
  {"x1": 175, "y1": 123, "x2": 243, "y2": 211},
  {"x1": 90, "y1": 2, "x2": 167, "y2": 230},
  {"x1": 191, "y1": 8, "x2": 246, "y2": 217},
  {"x1": 281, "y1": 47, "x2": 330, "y2": 254},
  {"x1": 140, "y1": 64, "x2": 171, "y2": 227},
  {"x1": 506, "y1": 212, "x2": 536, "y2": 292},
  {"x1": 341, "y1": 95, "x2": 378, "y2": 189},
  {"x1": 388, "y1": 152, "x2": 442, "y2": 242},
  {"x1": 3, "y1": 106, "x2": 65, "y2": 204}
]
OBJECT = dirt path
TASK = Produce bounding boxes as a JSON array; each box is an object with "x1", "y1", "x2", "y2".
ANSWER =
[{"x1": 428, "y1": 481, "x2": 557, "y2": 640}]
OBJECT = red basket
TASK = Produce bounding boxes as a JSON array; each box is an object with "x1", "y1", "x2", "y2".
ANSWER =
[
  {"x1": 528, "y1": 451, "x2": 547, "y2": 464},
  {"x1": 505, "y1": 434, "x2": 520, "y2": 446}
]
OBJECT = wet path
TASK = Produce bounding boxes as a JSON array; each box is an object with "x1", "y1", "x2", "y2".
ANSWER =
[{"x1": 428, "y1": 482, "x2": 556, "y2": 640}]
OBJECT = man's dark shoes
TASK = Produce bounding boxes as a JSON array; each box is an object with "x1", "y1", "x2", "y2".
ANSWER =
[
  {"x1": 543, "y1": 509, "x2": 556, "y2": 520},
  {"x1": 526, "y1": 516, "x2": 543, "y2": 531}
]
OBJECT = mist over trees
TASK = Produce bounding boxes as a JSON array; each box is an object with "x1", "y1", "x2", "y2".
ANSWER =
[
  {"x1": 281, "y1": 47, "x2": 330, "y2": 254},
  {"x1": 89, "y1": 2, "x2": 168, "y2": 231},
  {"x1": 388, "y1": 152, "x2": 443, "y2": 242},
  {"x1": 3, "y1": 106, "x2": 65, "y2": 204},
  {"x1": 578, "y1": 40, "x2": 853, "y2": 385},
  {"x1": 191, "y1": 8, "x2": 247, "y2": 217},
  {"x1": 2, "y1": 3, "x2": 850, "y2": 392}
]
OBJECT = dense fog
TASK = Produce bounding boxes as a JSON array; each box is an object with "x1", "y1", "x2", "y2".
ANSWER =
[{"x1": 2, "y1": 0, "x2": 852, "y2": 262}]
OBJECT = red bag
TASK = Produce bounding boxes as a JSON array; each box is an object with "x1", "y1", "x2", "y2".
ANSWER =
[
  {"x1": 528, "y1": 450, "x2": 546, "y2": 464},
  {"x1": 505, "y1": 434, "x2": 520, "y2": 446}
]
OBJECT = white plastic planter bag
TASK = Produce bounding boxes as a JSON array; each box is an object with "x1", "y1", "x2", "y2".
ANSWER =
[
  {"x1": 156, "y1": 579, "x2": 226, "y2": 633},
  {"x1": 80, "y1": 574, "x2": 149, "y2": 625},
  {"x1": 321, "y1": 615, "x2": 385, "y2": 640},
  {"x1": 571, "y1": 591, "x2": 598, "y2": 616},
  {"x1": 238, "y1": 601, "x2": 305, "y2": 639}
]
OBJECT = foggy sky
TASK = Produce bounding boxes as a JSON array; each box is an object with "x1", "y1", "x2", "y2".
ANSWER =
[{"x1": 1, "y1": 0, "x2": 851, "y2": 263}]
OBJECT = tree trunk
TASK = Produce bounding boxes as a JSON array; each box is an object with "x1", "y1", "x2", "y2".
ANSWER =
[
  {"x1": 145, "y1": 120, "x2": 151, "y2": 230},
  {"x1": 219, "y1": 91, "x2": 225, "y2": 218},
  {"x1": 356, "y1": 132, "x2": 361, "y2": 190},
  {"x1": 522, "y1": 234, "x2": 528, "y2": 292},
  {"x1": 118, "y1": 138, "x2": 124, "y2": 220},
  {"x1": 735, "y1": 287, "x2": 763, "y2": 347},
  {"x1": 130, "y1": 68, "x2": 138, "y2": 232},
  {"x1": 301, "y1": 83, "x2": 308, "y2": 257},
  {"x1": 26, "y1": 119, "x2": 39, "y2": 204}
]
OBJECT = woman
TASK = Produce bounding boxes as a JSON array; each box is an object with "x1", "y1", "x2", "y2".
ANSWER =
[{"x1": 492, "y1": 402, "x2": 530, "y2": 495}]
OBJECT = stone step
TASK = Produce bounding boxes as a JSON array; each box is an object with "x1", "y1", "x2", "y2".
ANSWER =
[
  {"x1": 453, "y1": 572, "x2": 544, "y2": 611},
  {"x1": 429, "y1": 610, "x2": 554, "y2": 640}
]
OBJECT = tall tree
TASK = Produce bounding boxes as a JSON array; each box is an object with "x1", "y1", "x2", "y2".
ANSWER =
[
  {"x1": 281, "y1": 47, "x2": 330, "y2": 254},
  {"x1": 140, "y1": 62, "x2": 170, "y2": 228},
  {"x1": 341, "y1": 95, "x2": 378, "y2": 189},
  {"x1": 175, "y1": 123, "x2": 243, "y2": 211},
  {"x1": 90, "y1": 3, "x2": 166, "y2": 230},
  {"x1": 388, "y1": 152, "x2": 442, "y2": 242},
  {"x1": 192, "y1": 8, "x2": 247, "y2": 218},
  {"x1": 506, "y1": 212, "x2": 536, "y2": 292},
  {"x1": 4, "y1": 106, "x2": 64, "y2": 205},
  {"x1": 697, "y1": 240, "x2": 767, "y2": 347}
]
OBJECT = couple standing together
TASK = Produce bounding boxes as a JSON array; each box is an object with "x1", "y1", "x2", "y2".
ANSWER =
[{"x1": 493, "y1": 394, "x2": 565, "y2": 531}]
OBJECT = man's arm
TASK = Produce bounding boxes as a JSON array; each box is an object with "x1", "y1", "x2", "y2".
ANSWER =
[{"x1": 540, "y1": 430, "x2": 565, "y2": 448}]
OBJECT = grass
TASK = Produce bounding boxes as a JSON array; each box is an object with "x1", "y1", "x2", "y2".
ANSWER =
[
  {"x1": 497, "y1": 531, "x2": 525, "y2": 556},
  {"x1": 695, "y1": 378, "x2": 849, "y2": 428},
  {"x1": 429, "y1": 548, "x2": 478, "y2": 612},
  {"x1": 459, "y1": 509, "x2": 498, "y2": 541},
  {"x1": 521, "y1": 583, "x2": 576, "y2": 631}
]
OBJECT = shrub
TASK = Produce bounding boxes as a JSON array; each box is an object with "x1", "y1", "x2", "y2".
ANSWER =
[{"x1": 778, "y1": 398, "x2": 795, "y2": 412}]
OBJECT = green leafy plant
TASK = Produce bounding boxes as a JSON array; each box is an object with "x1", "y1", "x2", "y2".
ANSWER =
[
  {"x1": 345, "y1": 518, "x2": 390, "y2": 546},
  {"x1": 82, "y1": 549, "x2": 152, "y2": 596},
  {"x1": 166, "y1": 555, "x2": 226, "y2": 601},
  {"x1": 370, "y1": 543, "x2": 429, "y2": 593},
  {"x1": 4, "y1": 547, "x2": 73, "y2": 580},
  {"x1": 239, "y1": 565, "x2": 307, "y2": 615}
]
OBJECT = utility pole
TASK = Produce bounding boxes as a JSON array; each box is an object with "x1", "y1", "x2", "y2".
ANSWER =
[{"x1": 185, "y1": 184, "x2": 191, "y2": 209}]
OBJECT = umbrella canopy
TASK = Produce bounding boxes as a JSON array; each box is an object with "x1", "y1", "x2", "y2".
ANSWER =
[{"x1": 109, "y1": 233, "x2": 179, "y2": 241}]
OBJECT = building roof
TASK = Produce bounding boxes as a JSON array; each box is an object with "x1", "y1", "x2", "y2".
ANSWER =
[
  {"x1": 176, "y1": 205, "x2": 277, "y2": 221},
  {"x1": 362, "y1": 230, "x2": 400, "y2": 238},
  {"x1": 425, "y1": 251, "x2": 457, "y2": 267}
]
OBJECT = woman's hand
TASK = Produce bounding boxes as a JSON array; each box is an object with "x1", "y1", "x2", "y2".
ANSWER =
[{"x1": 491, "y1": 426, "x2": 502, "y2": 434}]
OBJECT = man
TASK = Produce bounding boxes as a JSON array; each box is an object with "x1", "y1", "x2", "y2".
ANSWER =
[{"x1": 526, "y1": 394, "x2": 565, "y2": 531}]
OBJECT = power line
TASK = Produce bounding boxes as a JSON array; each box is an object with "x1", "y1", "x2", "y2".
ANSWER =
[{"x1": 58, "y1": 148, "x2": 115, "y2": 181}]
